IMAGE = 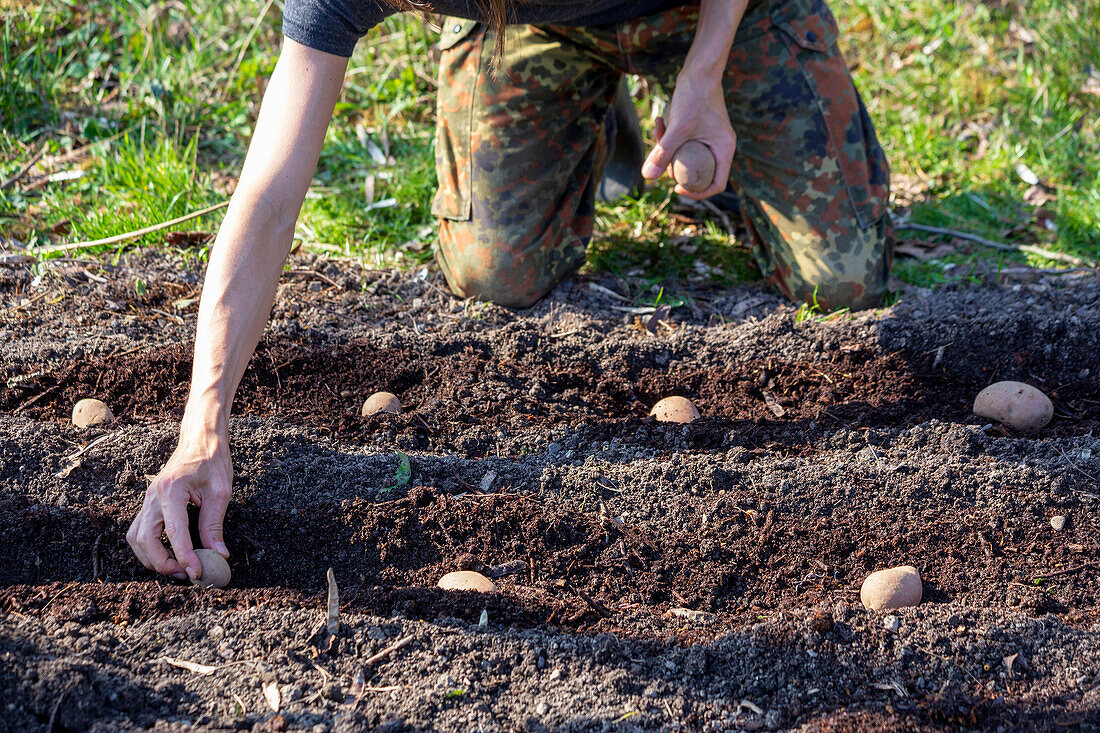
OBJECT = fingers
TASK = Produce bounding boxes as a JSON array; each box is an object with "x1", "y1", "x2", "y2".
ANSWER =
[
  {"x1": 127, "y1": 503, "x2": 187, "y2": 581},
  {"x1": 198, "y1": 482, "x2": 231, "y2": 559},
  {"x1": 642, "y1": 140, "x2": 678, "y2": 182},
  {"x1": 162, "y1": 496, "x2": 199, "y2": 582}
]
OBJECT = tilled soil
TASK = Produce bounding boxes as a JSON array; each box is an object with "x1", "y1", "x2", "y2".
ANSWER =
[{"x1": 1, "y1": 251, "x2": 1099, "y2": 732}]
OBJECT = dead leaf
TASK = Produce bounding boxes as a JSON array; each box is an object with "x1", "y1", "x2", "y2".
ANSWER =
[
  {"x1": 738, "y1": 699, "x2": 764, "y2": 716},
  {"x1": 1009, "y1": 19, "x2": 1036, "y2": 44},
  {"x1": 56, "y1": 434, "x2": 114, "y2": 478},
  {"x1": 326, "y1": 568, "x2": 340, "y2": 636},
  {"x1": 1016, "y1": 163, "x2": 1041, "y2": 186},
  {"x1": 895, "y1": 241, "x2": 956, "y2": 261},
  {"x1": 163, "y1": 231, "x2": 213, "y2": 248},
  {"x1": 646, "y1": 305, "x2": 671, "y2": 336},
  {"x1": 1083, "y1": 70, "x2": 1100, "y2": 97},
  {"x1": 163, "y1": 657, "x2": 218, "y2": 676},
  {"x1": 0, "y1": 253, "x2": 35, "y2": 267},
  {"x1": 762, "y1": 391, "x2": 786, "y2": 418},
  {"x1": 262, "y1": 680, "x2": 281, "y2": 712},
  {"x1": 872, "y1": 681, "x2": 908, "y2": 697},
  {"x1": 1003, "y1": 653, "x2": 1019, "y2": 674},
  {"x1": 665, "y1": 607, "x2": 717, "y2": 623},
  {"x1": 1023, "y1": 184, "x2": 1057, "y2": 207}
]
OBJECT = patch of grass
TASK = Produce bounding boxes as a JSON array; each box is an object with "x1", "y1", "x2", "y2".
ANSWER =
[
  {"x1": 0, "y1": 0, "x2": 1096, "y2": 300},
  {"x1": 843, "y1": 0, "x2": 1100, "y2": 274}
]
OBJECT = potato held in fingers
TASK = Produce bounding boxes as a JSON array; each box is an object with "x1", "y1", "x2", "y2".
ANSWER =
[{"x1": 671, "y1": 140, "x2": 717, "y2": 194}]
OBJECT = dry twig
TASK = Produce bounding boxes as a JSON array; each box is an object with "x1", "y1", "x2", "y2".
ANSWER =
[
  {"x1": 1, "y1": 143, "x2": 47, "y2": 191},
  {"x1": 365, "y1": 634, "x2": 415, "y2": 665},
  {"x1": 894, "y1": 222, "x2": 1093, "y2": 267},
  {"x1": 34, "y1": 201, "x2": 229, "y2": 255}
]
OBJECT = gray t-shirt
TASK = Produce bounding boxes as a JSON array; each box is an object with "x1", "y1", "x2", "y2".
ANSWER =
[{"x1": 284, "y1": 0, "x2": 686, "y2": 57}]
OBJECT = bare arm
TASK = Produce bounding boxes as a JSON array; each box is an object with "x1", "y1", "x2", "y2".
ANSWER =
[
  {"x1": 641, "y1": 0, "x2": 749, "y2": 199},
  {"x1": 127, "y1": 39, "x2": 348, "y2": 581}
]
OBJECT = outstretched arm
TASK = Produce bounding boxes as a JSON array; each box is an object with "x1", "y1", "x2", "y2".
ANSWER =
[
  {"x1": 127, "y1": 39, "x2": 348, "y2": 581},
  {"x1": 641, "y1": 0, "x2": 749, "y2": 200}
]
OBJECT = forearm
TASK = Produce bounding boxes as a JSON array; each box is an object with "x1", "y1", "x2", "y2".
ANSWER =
[
  {"x1": 179, "y1": 39, "x2": 347, "y2": 436},
  {"x1": 681, "y1": 0, "x2": 749, "y2": 83},
  {"x1": 182, "y1": 193, "x2": 295, "y2": 434}
]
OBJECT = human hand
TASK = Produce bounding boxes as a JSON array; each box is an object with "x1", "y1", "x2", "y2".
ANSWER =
[
  {"x1": 127, "y1": 427, "x2": 233, "y2": 581},
  {"x1": 641, "y1": 74, "x2": 736, "y2": 200}
]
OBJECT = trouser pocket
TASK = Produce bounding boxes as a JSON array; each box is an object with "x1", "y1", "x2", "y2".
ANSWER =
[
  {"x1": 432, "y1": 19, "x2": 482, "y2": 221},
  {"x1": 771, "y1": 0, "x2": 889, "y2": 229}
]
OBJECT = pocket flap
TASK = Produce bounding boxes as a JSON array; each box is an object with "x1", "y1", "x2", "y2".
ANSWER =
[
  {"x1": 439, "y1": 19, "x2": 480, "y2": 51},
  {"x1": 771, "y1": 0, "x2": 835, "y2": 52}
]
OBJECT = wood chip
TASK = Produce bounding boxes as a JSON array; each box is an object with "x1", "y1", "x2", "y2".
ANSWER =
[
  {"x1": 365, "y1": 634, "x2": 415, "y2": 666},
  {"x1": 762, "y1": 391, "x2": 786, "y2": 418},
  {"x1": 665, "y1": 607, "x2": 717, "y2": 623},
  {"x1": 262, "y1": 680, "x2": 281, "y2": 712},
  {"x1": 163, "y1": 657, "x2": 219, "y2": 676},
  {"x1": 326, "y1": 568, "x2": 339, "y2": 636}
]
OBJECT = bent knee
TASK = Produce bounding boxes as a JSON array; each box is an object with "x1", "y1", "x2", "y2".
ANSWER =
[
  {"x1": 435, "y1": 221, "x2": 585, "y2": 309},
  {"x1": 787, "y1": 218, "x2": 894, "y2": 312}
]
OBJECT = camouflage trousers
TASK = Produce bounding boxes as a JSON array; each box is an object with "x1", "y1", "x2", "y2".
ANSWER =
[{"x1": 433, "y1": 0, "x2": 893, "y2": 309}]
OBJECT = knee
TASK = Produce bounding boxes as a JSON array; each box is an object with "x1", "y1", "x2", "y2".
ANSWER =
[
  {"x1": 786, "y1": 217, "x2": 894, "y2": 312},
  {"x1": 795, "y1": 280, "x2": 886, "y2": 312},
  {"x1": 435, "y1": 221, "x2": 584, "y2": 309},
  {"x1": 444, "y1": 263, "x2": 555, "y2": 309}
]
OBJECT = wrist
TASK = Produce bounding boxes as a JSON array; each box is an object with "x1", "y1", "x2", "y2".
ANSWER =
[
  {"x1": 181, "y1": 391, "x2": 230, "y2": 437},
  {"x1": 679, "y1": 57, "x2": 726, "y2": 87}
]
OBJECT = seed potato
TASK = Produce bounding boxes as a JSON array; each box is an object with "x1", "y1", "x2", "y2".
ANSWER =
[
  {"x1": 860, "y1": 565, "x2": 922, "y2": 612},
  {"x1": 670, "y1": 141, "x2": 716, "y2": 194},
  {"x1": 437, "y1": 571, "x2": 497, "y2": 592},
  {"x1": 72, "y1": 398, "x2": 114, "y2": 428},
  {"x1": 191, "y1": 549, "x2": 231, "y2": 589},
  {"x1": 649, "y1": 396, "x2": 701, "y2": 424},
  {"x1": 361, "y1": 391, "x2": 403, "y2": 417},
  {"x1": 973, "y1": 381, "x2": 1053, "y2": 432}
]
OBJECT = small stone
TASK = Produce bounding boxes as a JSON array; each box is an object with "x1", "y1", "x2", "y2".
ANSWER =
[
  {"x1": 437, "y1": 571, "x2": 497, "y2": 593},
  {"x1": 806, "y1": 608, "x2": 834, "y2": 632},
  {"x1": 361, "y1": 392, "x2": 402, "y2": 417},
  {"x1": 72, "y1": 398, "x2": 114, "y2": 428},
  {"x1": 548, "y1": 442, "x2": 561, "y2": 456},
  {"x1": 883, "y1": 615, "x2": 900, "y2": 632},
  {"x1": 1051, "y1": 515, "x2": 1067, "y2": 531},
  {"x1": 860, "y1": 566, "x2": 922, "y2": 612},
  {"x1": 321, "y1": 681, "x2": 343, "y2": 702},
  {"x1": 536, "y1": 702, "x2": 549, "y2": 715}
]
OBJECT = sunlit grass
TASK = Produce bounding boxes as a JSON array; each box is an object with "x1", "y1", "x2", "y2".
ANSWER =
[{"x1": 0, "y1": 0, "x2": 1096, "y2": 293}]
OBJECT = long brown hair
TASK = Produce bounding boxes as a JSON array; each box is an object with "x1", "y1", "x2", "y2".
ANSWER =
[{"x1": 383, "y1": 1, "x2": 515, "y2": 61}]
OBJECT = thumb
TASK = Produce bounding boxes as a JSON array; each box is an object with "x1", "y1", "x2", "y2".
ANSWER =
[
  {"x1": 642, "y1": 141, "x2": 674, "y2": 181},
  {"x1": 642, "y1": 122, "x2": 686, "y2": 181},
  {"x1": 198, "y1": 484, "x2": 231, "y2": 558}
]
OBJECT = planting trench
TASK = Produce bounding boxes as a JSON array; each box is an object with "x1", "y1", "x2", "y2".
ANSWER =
[{"x1": 0, "y1": 252, "x2": 1099, "y2": 731}]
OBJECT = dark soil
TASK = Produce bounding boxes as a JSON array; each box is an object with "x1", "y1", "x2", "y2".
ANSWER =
[{"x1": 1, "y1": 251, "x2": 1099, "y2": 732}]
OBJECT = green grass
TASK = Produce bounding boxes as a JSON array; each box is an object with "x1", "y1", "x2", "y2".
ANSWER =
[{"x1": 1, "y1": 0, "x2": 1097, "y2": 297}]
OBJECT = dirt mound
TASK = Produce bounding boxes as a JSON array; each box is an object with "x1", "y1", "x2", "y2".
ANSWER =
[{"x1": 1, "y1": 252, "x2": 1099, "y2": 731}]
